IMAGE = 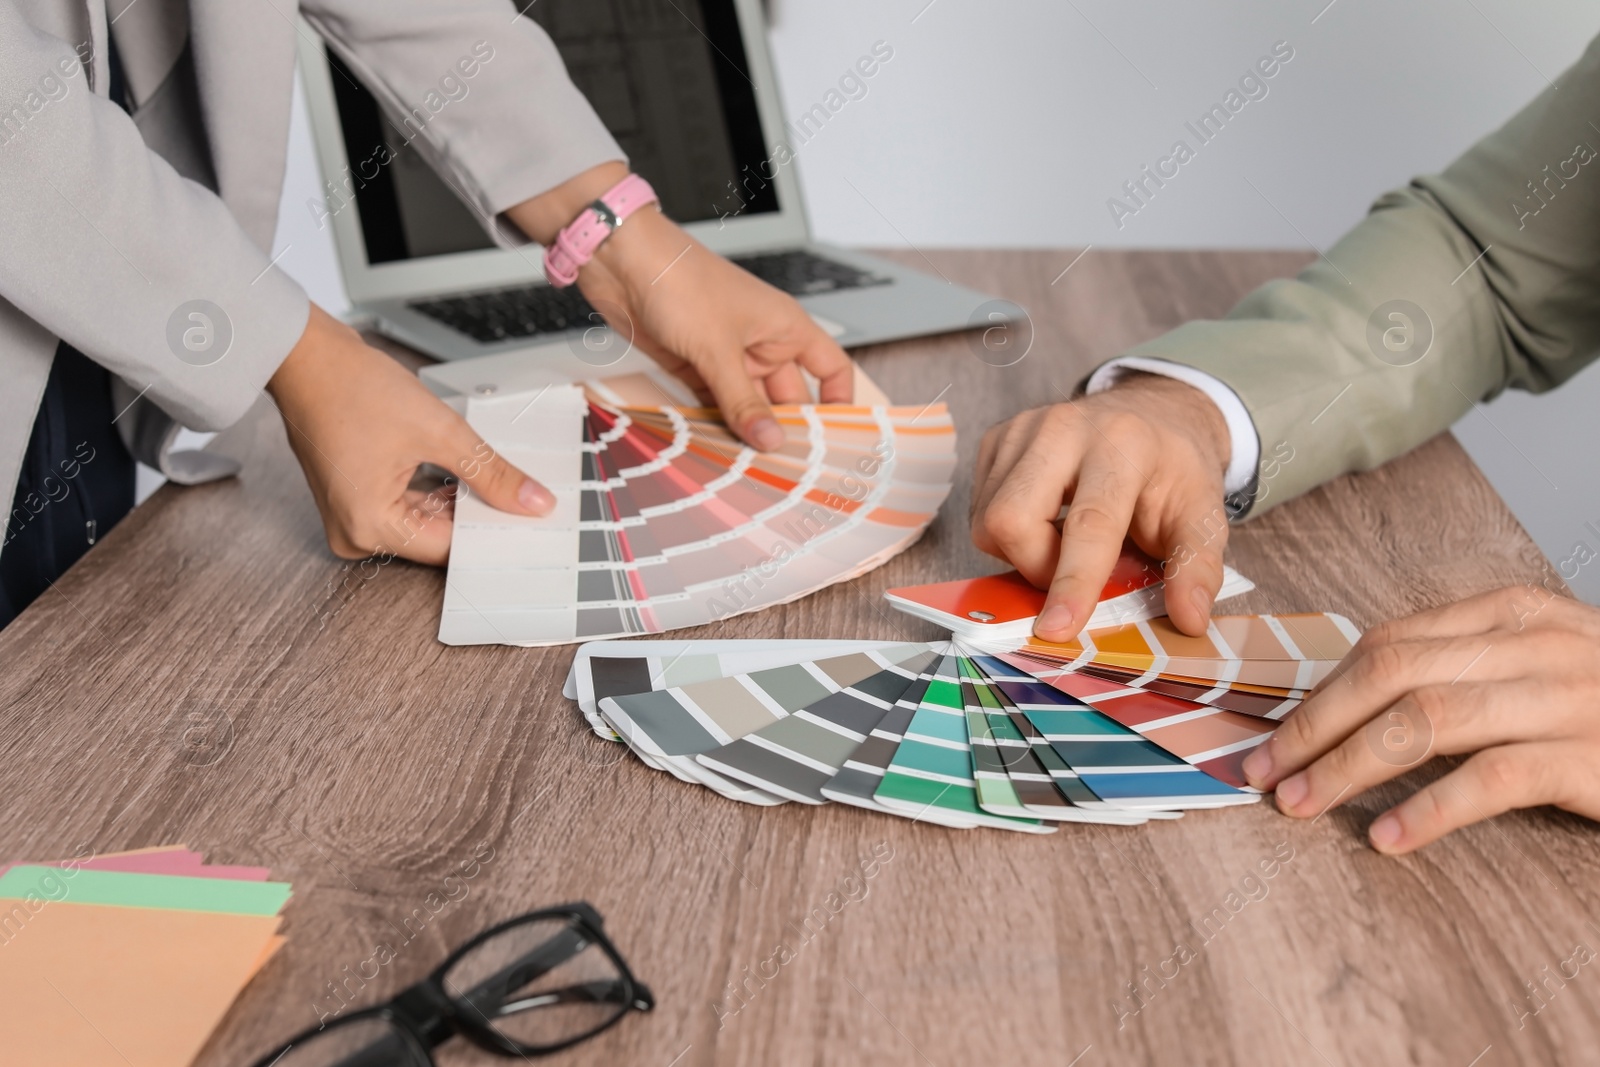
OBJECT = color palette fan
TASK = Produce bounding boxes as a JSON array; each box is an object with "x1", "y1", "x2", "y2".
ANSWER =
[
  {"x1": 563, "y1": 569, "x2": 1360, "y2": 832},
  {"x1": 0, "y1": 845, "x2": 291, "y2": 1067},
  {"x1": 442, "y1": 371, "x2": 956, "y2": 646}
]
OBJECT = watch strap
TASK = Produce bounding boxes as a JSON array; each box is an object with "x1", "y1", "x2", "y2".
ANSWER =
[{"x1": 543, "y1": 173, "x2": 658, "y2": 287}]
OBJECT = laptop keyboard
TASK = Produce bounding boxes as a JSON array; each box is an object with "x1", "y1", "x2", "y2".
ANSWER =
[
  {"x1": 408, "y1": 249, "x2": 892, "y2": 344},
  {"x1": 733, "y1": 249, "x2": 891, "y2": 296},
  {"x1": 410, "y1": 285, "x2": 594, "y2": 345}
]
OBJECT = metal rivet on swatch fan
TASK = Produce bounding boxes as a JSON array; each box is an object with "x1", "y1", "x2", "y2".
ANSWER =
[
  {"x1": 474, "y1": 384, "x2": 498, "y2": 396},
  {"x1": 967, "y1": 610, "x2": 995, "y2": 621}
]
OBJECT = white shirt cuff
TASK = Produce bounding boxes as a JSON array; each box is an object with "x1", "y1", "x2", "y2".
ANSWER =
[{"x1": 1085, "y1": 357, "x2": 1261, "y2": 496}]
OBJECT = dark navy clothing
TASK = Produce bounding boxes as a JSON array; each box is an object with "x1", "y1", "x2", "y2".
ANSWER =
[{"x1": 0, "y1": 345, "x2": 137, "y2": 628}]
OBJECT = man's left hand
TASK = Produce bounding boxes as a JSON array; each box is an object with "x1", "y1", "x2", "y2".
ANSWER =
[{"x1": 1240, "y1": 586, "x2": 1600, "y2": 853}]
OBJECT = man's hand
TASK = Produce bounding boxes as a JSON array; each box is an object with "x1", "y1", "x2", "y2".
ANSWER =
[
  {"x1": 971, "y1": 374, "x2": 1233, "y2": 641},
  {"x1": 507, "y1": 163, "x2": 853, "y2": 451},
  {"x1": 1240, "y1": 587, "x2": 1600, "y2": 854},
  {"x1": 267, "y1": 305, "x2": 553, "y2": 565}
]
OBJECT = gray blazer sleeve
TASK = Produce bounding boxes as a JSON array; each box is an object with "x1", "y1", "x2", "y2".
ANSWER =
[
  {"x1": 0, "y1": 2, "x2": 310, "y2": 434},
  {"x1": 1114, "y1": 32, "x2": 1600, "y2": 515},
  {"x1": 301, "y1": 0, "x2": 626, "y2": 248}
]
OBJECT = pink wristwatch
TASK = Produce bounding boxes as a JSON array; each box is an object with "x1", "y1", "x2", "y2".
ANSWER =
[{"x1": 542, "y1": 174, "x2": 659, "y2": 287}]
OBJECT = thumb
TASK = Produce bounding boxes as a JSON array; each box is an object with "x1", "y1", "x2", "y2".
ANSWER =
[
  {"x1": 446, "y1": 430, "x2": 555, "y2": 518},
  {"x1": 697, "y1": 348, "x2": 785, "y2": 451}
]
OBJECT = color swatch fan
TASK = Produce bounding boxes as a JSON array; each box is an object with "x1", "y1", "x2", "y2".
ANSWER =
[
  {"x1": 562, "y1": 570, "x2": 1361, "y2": 833},
  {"x1": 441, "y1": 373, "x2": 955, "y2": 646}
]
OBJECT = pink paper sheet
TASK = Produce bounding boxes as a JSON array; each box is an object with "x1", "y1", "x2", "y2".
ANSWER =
[{"x1": 0, "y1": 846, "x2": 271, "y2": 881}]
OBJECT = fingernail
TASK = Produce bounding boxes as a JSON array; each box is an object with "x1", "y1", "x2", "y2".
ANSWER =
[
  {"x1": 1241, "y1": 744, "x2": 1273, "y2": 787},
  {"x1": 1275, "y1": 772, "x2": 1308, "y2": 814},
  {"x1": 1369, "y1": 813, "x2": 1403, "y2": 851},
  {"x1": 1190, "y1": 585, "x2": 1213, "y2": 622},
  {"x1": 1035, "y1": 604, "x2": 1073, "y2": 639},
  {"x1": 749, "y1": 417, "x2": 784, "y2": 451},
  {"x1": 518, "y1": 479, "x2": 554, "y2": 513}
]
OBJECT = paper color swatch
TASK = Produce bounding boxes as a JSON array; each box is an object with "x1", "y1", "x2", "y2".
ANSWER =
[{"x1": 885, "y1": 548, "x2": 1255, "y2": 640}]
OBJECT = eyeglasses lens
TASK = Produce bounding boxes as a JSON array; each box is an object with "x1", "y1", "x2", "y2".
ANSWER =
[{"x1": 440, "y1": 916, "x2": 630, "y2": 1048}]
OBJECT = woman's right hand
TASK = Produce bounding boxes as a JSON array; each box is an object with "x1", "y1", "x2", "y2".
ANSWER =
[{"x1": 266, "y1": 305, "x2": 553, "y2": 565}]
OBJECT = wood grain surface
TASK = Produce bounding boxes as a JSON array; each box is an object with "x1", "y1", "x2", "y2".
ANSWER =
[{"x1": 1, "y1": 249, "x2": 1592, "y2": 1067}]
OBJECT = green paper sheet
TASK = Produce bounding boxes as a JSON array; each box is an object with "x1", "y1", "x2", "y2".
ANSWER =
[{"x1": 0, "y1": 866, "x2": 291, "y2": 916}]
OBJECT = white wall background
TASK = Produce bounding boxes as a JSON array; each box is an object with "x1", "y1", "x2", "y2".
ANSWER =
[{"x1": 268, "y1": 0, "x2": 1600, "y2": 601}]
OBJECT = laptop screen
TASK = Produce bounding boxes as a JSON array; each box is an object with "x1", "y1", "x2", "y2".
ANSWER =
[{"x1": 326, "y1": 0, "x2": 780, "y2": 265}]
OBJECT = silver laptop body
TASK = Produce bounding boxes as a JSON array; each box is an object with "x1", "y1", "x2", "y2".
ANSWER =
[{"x1": 296, "y1": 0, "x2": 1007, "y2": 373}]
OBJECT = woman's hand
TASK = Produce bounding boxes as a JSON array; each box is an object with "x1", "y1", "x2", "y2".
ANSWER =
[
  {"x1": 507, "y1": 163, "x2": 853, "y2": 451},
  {"x1": 267, "y1": 305, "x2": 552, "y2": 565},
  {"x1": 1240, "y1": 586, "x2": 1600, "y2": 854}
]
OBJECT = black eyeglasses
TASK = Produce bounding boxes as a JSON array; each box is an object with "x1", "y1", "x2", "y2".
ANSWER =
[{"x1": 252, "y1": 902, "x2": 654, "y2": 1066}]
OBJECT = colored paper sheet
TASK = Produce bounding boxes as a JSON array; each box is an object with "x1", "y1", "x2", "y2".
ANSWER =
[
  {"x1": 32, "y1": 850, "x2": 271, "y2": 881},
  {"x1": 0, "y1": 846, "x2": 187, "y2": 879},
  {"x1": 0, "y1": 866, "x2": 291, "y2": 916},
  {"x1": 0, "y1": 900, "x2": 284, "y2": 1067}
]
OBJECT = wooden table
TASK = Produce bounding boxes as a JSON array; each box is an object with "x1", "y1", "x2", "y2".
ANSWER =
[{"x1": 3, "y1": 250, "x2": 1593, "y2": 1067}]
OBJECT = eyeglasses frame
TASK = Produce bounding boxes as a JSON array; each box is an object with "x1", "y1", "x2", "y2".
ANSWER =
[{"x1": 251, "y1": 901, "x2": 655, "y2": 1066}]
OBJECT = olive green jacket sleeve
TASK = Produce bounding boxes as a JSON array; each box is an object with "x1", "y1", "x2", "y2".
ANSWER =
[{"x1": 1117, "y1": 33, "x2": 1600, "y2": 516}]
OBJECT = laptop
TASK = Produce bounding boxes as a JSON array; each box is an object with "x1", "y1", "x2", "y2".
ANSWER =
[{"x1": 294, "y1": 0, "x2": 1009, "y2": 389}]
